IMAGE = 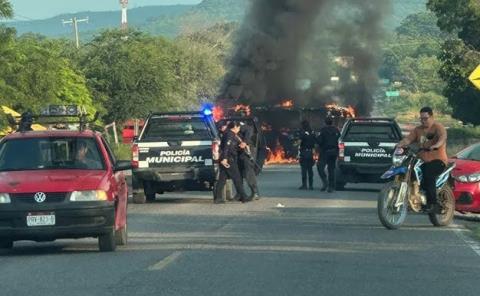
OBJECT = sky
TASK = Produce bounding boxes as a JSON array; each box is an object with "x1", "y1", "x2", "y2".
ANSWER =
[{"x1": 9, "y1": 0, "x2": 203, "y2": 20}]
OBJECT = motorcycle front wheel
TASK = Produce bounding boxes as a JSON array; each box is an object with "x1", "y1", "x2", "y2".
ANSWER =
[
  {"x1": 428, "y1": 185, "x2": 455, "y2": 227},
  {"x1": 377, "y1": 181, "x2": 408, "y2": 230}
]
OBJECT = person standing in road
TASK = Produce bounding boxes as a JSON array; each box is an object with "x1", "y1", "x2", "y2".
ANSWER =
[
  {"x1": 214, "y1": 121, "x2": 250, "y2": 204},
  {"x1": 238, "y1": 121, "x2": 260, "y2": 200},
  {"x1": 298, "y1": 120, "x2": 316, "y2": 190},
  {"x1": 396, "y1": 106, "x2": 448, "y2": 212},
  {"x1": 317, "y1": 117, "x2": 340, "y2": 192}
]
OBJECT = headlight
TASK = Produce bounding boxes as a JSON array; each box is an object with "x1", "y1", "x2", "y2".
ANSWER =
[
  {"x1": 70, "y1": 190, "x2": 108, "y2": 202},
  {"x1": 0, "y1": 193, "x2": 11, "y2": 204},
  {"x1": 455, "y1": 173, "x2": 480, "y2": 183},
  {"x1": 392, "y1": 155, "x2": 407, "y2": 167}
]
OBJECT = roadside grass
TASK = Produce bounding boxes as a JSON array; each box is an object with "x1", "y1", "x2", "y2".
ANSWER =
[{"x1": 112, "y1": 143, "x2": 132, "y2": 160}]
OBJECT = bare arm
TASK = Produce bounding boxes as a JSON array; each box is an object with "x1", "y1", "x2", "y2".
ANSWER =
[
  {"x1": 397, "y1": 129, "x2": 416, "y2": 147},
  {"x1": 431, "y1": 124, "x2": 447, "y2": 149}
]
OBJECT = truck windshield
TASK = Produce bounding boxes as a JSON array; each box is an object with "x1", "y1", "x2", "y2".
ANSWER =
[
  {"x1": 142, "y1": 116, "x2": 211, "y2": 140},
  {"x1": 344, "y1": 124, "x2": 399, "y2": 141},
  {"x1": 0, "y1": 137, "x2": 105, "y2": 171}
]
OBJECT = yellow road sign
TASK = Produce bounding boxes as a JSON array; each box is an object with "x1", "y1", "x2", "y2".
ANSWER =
[
  {"x1": 1, "y1": 105, "x2": 46, "y2": 136},
  {"x1": 468, "y1": 64, "x2": 480, "y2": 90}
]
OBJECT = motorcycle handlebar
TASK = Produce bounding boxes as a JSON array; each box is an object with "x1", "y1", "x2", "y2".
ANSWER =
[{"x1": 418, "y1": 147, "x2": 439, "y2": 152}]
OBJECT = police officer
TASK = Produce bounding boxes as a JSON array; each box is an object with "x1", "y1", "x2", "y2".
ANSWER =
[
  {"x1": 238, "y1": 121, "x2": 260, "y2": 200},
  {"x1": 214, "y1": 121, "x2": 250, "y2": 203},
  {"x1": 298, "y1": 120, "x2": 316, "y2": 190},
  {"x1": 317, "y1": 117, "x2": 340, "y2": 192},
  {"x1": 17, "y1": 111, "x2": 34, "y2": 132}
]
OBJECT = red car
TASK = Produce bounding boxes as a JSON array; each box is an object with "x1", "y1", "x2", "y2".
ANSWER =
[
  {"x1": 0, "y1": 129, "x2": 131, "y2": 251},
  {"x1": 451, "y1": 142, "x2": 480, "y2": 213}
]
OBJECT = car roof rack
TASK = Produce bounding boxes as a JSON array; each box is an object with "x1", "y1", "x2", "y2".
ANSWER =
[{"x1": 7, "y1": 105, "x2": 99, "y2": 132}]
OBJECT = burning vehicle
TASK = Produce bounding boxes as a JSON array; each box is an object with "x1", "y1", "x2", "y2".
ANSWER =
[{"x1": 216, "y1": 100, "x2": 355, "y2": 164}]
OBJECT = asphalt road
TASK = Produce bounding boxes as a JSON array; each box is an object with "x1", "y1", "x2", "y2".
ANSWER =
[{"x1": 1, "y1": 165, "x2": 480, "y2": 296}]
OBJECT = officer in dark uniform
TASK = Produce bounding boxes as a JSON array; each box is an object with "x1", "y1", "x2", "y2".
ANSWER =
[
  {"x1": 214, "y1": 121, "x2": 250, "y2": 203},
  {"x1": 17, "y1": 111, "x2": 34, "y2": 132},
  {"x1": 317, "y1": 117, "x2": 340, "y2": 192},
  {"x1": 298, "y1": 120, "x2": 316, "y2": 190},
  {"x1": 238, "y1": 121, "x2": 260, "y2": 200}
]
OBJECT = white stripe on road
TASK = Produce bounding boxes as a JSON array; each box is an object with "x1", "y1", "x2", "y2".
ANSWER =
[
  {"x1": 148, "y1": 251, "x2": 183, "y2": 271},
  {"x1": 453, "y1": 227, "x2": 480, "y2": 258}
]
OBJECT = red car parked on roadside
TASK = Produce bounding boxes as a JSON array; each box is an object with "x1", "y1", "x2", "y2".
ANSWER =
[
  {"x1": 451, "y1": 142, "x2": 480, "y2": 213},
  {"x1": 0, "y1": 114, "x2": 131, "y2": 252}
]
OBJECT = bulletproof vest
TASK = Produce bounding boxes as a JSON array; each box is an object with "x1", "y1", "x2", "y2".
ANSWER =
[{"x1": 319, "y1": 126, "x2": 339, "y2": 150}]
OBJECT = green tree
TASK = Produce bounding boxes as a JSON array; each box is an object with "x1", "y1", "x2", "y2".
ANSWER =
[
  {"x1": 395, "y1": 12, "x2": 446, "y2": 40},
  {"x1": 0, "y1": 0, "x2": 13, "y2": 19},
  {"x1": 427, "y1": 0, "x2": 480, "y2": 124},
  {"x1": 427, "y1": 0, "x2": 480, "y2": 49},
  {"x1": 80, "y1": 30, "x2": 180, "y2": 123},
  {"x1": 0, "y1": 0, "x2": 13, "y2": 130},
  {"x1": 437, "y1": 39, "x2": 480, "y2": 124},
  {"x1": 398, "y1": 55, "x2": 445, "y2": 94},
  {"x1": 0, "y1": 33, "x2": 95, "y2": 114}
]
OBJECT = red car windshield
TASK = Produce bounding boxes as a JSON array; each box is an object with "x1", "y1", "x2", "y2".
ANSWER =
[
  {"x1": 0, "y1": 137, "x2": 105, "y2": 171},
  {"x1": 457, "y1": 143, "x2": 480, "y2": 161}
]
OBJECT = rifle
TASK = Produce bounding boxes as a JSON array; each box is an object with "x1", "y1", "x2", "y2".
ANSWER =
[{"x1": 235, "y1": 134, "x2": 262, "y2": 173}]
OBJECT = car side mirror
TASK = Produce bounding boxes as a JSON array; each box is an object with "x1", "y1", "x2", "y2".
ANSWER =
[{"x1": 114, "y1": 160, "x2": 133, "y2": 172}]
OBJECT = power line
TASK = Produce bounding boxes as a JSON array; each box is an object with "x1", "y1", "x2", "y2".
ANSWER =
[{"x1": 62, "y1": 16, "x2": 89, "y2": 49}]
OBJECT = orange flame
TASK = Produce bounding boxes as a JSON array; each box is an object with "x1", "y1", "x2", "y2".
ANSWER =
[
  {"x1": 212, "y1": 106, "x2": 224, "y2": 122},
  {"x1": 280, "y1": 99, "x2": 294, "y2": 108},
  {"x1": 346, "y1": 105, "x2": 356, "y2": 118},
  {"x1": 325, "y1": 103, "x2": 356, "y2": 118},
  {"x1": 265, "y1": 143, "x2": 298, "y2": 165},
  {"x1": 233, "y1": 104, "x2": 251, "y2": 116}
]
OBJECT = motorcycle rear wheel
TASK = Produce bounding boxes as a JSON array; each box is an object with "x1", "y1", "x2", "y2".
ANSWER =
[
  {"x1": 428, "y1": 185, "x2": 455, "y2": 227},
  {"x1": 377, "y1": 181, "x2": 408, "y2": 230}
]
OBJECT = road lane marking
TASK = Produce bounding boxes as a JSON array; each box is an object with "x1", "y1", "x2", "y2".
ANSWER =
[
  {"x1": 453, "y1": 227, "x2": 480, "y2": 258},
  {"x1": 148, "y1": 251, "x2": 182, "y2": 271}
]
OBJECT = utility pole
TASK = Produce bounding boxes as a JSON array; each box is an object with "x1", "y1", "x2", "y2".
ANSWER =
[
  {"x1": 62, "y1": 16, "x2": 89, "y2": 49},
  {"x1": 120, "y1": 0, "x2": 128, "y2": 31}
]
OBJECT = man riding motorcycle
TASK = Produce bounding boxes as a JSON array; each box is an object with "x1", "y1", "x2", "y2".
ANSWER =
[{"x1": 396, "y1": 106, "x2": 448, "y2": 213}]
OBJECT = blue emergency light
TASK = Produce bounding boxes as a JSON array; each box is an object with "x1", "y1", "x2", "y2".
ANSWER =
[
  {"x1": 201, "y1": 103, "x2": 214, "y2": 116},
  {"x1": 203, "y1": 108, "x2": 213, "y2": 116}
]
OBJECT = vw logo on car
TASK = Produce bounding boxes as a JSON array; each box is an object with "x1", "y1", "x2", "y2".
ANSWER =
[{"x1": 34, "y1": 192, "x2": 47, "y2": 203}]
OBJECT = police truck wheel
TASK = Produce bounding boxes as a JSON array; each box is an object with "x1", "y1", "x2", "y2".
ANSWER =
[
  {"x1": 132, "y1": 192, "x2": 146, "y2": 204},
  {"x1": 146, "y1": 193, "x2": 156, "y2": 202},
  {"x1": 98, "y1": 228, "x2": 116, "y2": 252},
  {"x1": 335, "y1": 182, "x2": 346, "y2": 191},
  {"x1": 0, "y1": 240, "x2": 13, "y2": 249}
]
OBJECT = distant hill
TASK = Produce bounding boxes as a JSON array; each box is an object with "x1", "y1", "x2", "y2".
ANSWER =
[
  {"x1": 4, "y1": 0, "x2": 427, "y2": 38},
  {"x1": 390, "y1": 0, "x2": 428, "y2": 29},
  {"x1": 7, "y1": 5, "x2": 193, "y2": 37}
]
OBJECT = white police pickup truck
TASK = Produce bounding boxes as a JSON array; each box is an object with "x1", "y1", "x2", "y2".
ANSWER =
[
  {"x1": 336, "y1": 117, "x2": 403, "y2": 190},
  {"x1": 131, "y1": 111, "x2": 220, "y2": 203}
]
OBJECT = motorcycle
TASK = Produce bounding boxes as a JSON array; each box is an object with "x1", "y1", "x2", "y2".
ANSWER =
[{"x1": 377, "y1": 147, "x2": 456, "y2": 229}]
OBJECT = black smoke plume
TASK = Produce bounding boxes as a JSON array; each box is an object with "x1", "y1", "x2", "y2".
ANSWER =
[{"x1": 218, "y1": 0, "x2": 391, "y2": 116}]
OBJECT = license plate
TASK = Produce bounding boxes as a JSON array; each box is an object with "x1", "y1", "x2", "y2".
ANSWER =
[{"x1": 26, "y1": 213, "x2": 56, "y2": 227}]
